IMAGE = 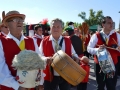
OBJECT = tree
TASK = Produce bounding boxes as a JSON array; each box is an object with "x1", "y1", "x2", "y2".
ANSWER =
[
  {"x1": 23, "y1": 22, "x2": 27, "y2": 33},
  {"x1": 78, "y1": 9, "x2": 104, "y2": 26}
]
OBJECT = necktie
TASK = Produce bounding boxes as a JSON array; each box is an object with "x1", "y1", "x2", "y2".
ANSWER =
[
  {"x1": 19, "y1": 40, "x2": 25, "y2": 51},
  {"x1": 106, "y1": 38, "x2": 109, "y2": 45},
  {"x1": 54, "y1": 40, "x2": 59, "y2": 52}
]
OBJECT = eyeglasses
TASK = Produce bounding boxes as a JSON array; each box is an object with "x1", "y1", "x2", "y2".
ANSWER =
[
  {"x1": 2, "y1": 26, "x2": 7, "y2": 28},
  {"x1": 8, "y1": 18, "x2": 24, "y2": 23}
]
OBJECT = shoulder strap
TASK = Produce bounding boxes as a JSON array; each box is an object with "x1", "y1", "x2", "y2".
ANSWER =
[{"x1": 99, "y1": 32, "x2": 107, "y2": 45}]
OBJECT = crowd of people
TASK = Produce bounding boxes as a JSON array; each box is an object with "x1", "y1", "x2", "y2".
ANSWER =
[{"x1": 0, "y1": 10, "x2": 120, "y2": 90}]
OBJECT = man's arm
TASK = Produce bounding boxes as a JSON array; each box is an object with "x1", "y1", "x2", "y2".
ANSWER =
[
  {"x1": 0, "y1": 40, "x2": 19, "y2": 90},
  {"x1": 87, "y1": 34, "x2": 99, "y2": 55}
]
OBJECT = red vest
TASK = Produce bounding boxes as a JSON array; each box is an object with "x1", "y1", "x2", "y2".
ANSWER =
[
  {"x1": 42, "y1": 36, "x2": 72, "y2": 81},
  {"x1": 33, "y1": 35, "x2": 42, "y2": 47},
  {"x1": 84, "y1": 34, "x2": 90, "y2": 46},
  {"x1": 0, "y1": 37, "x2": 35, "y2": 90},
  {"x1": 94, "y1": 32, "x2": 119, "y2": 64}
]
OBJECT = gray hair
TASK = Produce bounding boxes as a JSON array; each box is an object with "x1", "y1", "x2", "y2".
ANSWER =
[{"x1": 50, "y1": 18, "x2": 64, "y2": 28}]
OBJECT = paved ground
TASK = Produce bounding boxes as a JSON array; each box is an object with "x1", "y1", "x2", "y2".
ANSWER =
[{"x1": 70, "y1": 59, "x2": 120, "y2": 90}]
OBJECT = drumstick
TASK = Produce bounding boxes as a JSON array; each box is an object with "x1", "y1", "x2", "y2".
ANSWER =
[
  {"x1": 97, "y1": 45, "x2": 117, "y2": 50},
  {"x1": 112, "y1": 38, "x2": 118, "y2": 46},
  {"x1": 112, "y1": 38, "x2": 120, "y2": 50}
]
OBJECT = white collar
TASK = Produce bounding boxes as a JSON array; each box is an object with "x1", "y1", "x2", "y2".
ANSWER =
[
  {"x1": 100, "y1": 29, "x2": 115, "y2": 36},
  {"x1": 6, "y1": 33, "x2": 26, "y2": 42},
  {"x1": 1, "y1": 32, "x2": 7, "y2": 36},
  {"x1": 35, "y1": 34, "x2": 43, "y2": 39},
  {"x1": 49, "y1": 35, "x2": 63, "y2": 41}
]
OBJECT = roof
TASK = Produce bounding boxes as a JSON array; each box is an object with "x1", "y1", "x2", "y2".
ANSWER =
[{"x1": 89, "y1": 25, "x2": 98, "y2": 29}]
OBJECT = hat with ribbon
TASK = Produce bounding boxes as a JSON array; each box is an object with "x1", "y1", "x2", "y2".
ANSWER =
[{"x1": 2, "y1": 10, "x2": 25, "y2": 25}]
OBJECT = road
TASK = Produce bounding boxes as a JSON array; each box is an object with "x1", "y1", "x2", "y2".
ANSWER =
[{"x1": 70, "y1": 59, "x2": 120, "y2": 90}]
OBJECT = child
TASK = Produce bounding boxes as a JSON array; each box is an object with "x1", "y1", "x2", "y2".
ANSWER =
[{"x1": 77, "y1": 56, "x2": 90, "y2": 90}]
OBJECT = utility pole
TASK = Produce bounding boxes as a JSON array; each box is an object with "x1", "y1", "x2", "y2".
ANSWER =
[{"x1": 118, "y1": 11, "x2": 120, "y2": 29}]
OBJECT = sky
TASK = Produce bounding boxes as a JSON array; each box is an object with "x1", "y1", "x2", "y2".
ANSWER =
[{"x1": 0, "y1": 0, "x2": 120, "y2": 28}]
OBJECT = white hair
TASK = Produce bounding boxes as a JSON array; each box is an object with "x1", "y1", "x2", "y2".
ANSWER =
[{"x1": 50, "y1": 18, "x2": 64, "y2": 28}]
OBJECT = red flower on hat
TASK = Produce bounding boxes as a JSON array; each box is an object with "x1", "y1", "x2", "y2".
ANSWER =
[{"x1": 40, "y1": 18, "x2": 48, "y2": 25}]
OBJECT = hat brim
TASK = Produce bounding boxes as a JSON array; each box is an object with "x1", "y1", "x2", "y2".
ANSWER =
[{"x1": 2, "y1": 14, "x2": 25, "y2": 25}]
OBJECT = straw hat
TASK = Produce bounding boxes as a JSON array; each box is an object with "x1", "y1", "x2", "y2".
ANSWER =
[{"x1": 2, "y1": 10, "x2": 25, "y2": 25}]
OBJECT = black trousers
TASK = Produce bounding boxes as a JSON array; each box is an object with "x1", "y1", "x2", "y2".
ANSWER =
[
  {"x1": 94, "y1": 63, "x2": 118, "y2": 90},
  {"x1": 77, "y1": 83, "x2": 87, "y2": 90},
  {"x1": 117, "y1": 56, "x2": 120, "y2": 75},
  {"x1": 44, "y1": 76, "x2": 71, "y2": 90},
  {"x1": 84, "y1": 51, "x2": 90, "y2": 58}
]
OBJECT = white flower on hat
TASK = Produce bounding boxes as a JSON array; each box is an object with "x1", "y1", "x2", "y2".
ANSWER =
[{"x1": 12, "y1": 50, "x2": 46, "y2": 70}]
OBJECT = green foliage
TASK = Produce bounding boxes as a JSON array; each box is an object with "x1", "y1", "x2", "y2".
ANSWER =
[{"x1": 23, "y1": 23, "x2": 27, "y2": 33}]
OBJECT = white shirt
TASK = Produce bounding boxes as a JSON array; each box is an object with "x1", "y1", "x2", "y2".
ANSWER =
[
  {"x1": 0, "y1": 33, "x2": 44, "y2": 90},
  {"x1": 87, "y1": 30, "x2": 120, "y2": 55},
  {"x1": 39, "y1": 35, "x2": 78, "y2": 76}
]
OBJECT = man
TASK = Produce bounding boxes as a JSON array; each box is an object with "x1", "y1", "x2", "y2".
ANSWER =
[
  {"x1": 65, "y1": 27, "x2": 84, "y2": 57},
  {"x1": 83, "y1": 31, "x2": 91, "y2": 58},
  {"x1": 74, "y1": 28, "x2": 80, "y2": 37},
  {"x1": 0, "y1": 10, "x2": 44, "y2": 90},
  {"x1": 39, "y1": 18, "x2": 80, "y2": 90},
  {"x1": 87, "y1": 16, "x2": 120, "y2": 90},
  {"x1": 0, "y1": 23, "x2": 9, "y2": 37},
  {"x1": 68, "y1": 21, "x2": 74, "y2": 29},
  {"x1": 33, "y1": 24, "x2": 44, "y2": 47}
]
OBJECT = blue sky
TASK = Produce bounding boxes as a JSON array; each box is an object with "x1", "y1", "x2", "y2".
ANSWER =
[{"x1": 0, "y1": 0, "x2": 120, "y2": 28}]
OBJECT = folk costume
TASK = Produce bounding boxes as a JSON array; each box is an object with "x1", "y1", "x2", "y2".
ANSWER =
[
  {"x1": 39, "y1": 35, "x2": 78, "y2": 90},
  {"x1": 0, "y1": 11, "x2": 44, "y2": 90},
  {"x1": 65, "y1": 27, "x2": 84, "y2": 57},
  {"x1": 87, "y1": 30, "x2": 120, "y2": 90}
]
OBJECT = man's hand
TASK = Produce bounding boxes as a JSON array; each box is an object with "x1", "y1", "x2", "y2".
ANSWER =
[
  {"x1": 18, "y1": 86, "x2": 27, "y2": 90},
  {"x1": 99, "y1": 44, "x2": 106, "y2": 50},
  {"x1": 73, "y1": 56, "x2": 80, "y2": 64},
  {"x1": 46, "y1": 57, "x2": 53, "y2": 65},
  {"x1": 116, "y1": 46, "x2": 120, "y2": 51},
  {"x1": 39, "y1": 85, "x2": 44, "y2": 90}
]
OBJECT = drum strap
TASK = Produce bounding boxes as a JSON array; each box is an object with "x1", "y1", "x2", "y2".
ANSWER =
[
  {"x1": 99, "y1": 32, "x2": 107, "y2": 45},
  {"x1": 99, "y1": 32, "x2": 117, "y2": 48}
]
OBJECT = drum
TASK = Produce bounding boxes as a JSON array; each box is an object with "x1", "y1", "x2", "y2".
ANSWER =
[
  {"x1": 97, "y1": 48, "x2": 115, "y2": 78},
  {"x1": 51, "y1": 50, "x2": 87, "y2": 86}
]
